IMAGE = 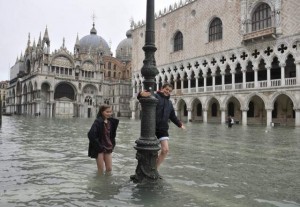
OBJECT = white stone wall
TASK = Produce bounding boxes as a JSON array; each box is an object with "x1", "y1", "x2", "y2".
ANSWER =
[{"x1": 132, "y1": 0, "x2": 244, "y2": 72}]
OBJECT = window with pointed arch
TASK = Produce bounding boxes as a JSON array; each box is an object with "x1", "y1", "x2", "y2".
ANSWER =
[
  {"x1": 209, "y1": 17, "x2": 222, "y2": 42},
  {"x1": 174, "y1": 31, "x2": 183, "y2": 52},
  {"x1": 252, "y1": 3, "x2": 272, "y2": 32}
]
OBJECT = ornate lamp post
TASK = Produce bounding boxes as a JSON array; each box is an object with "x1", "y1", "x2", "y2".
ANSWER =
[{"x1": 130, "y1": 0, "x2": 160, "y2": 183}]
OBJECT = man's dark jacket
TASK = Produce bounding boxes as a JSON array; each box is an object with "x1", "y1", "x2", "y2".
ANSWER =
[
  {"x1": 87, "y1": 117, "x2": 119, "y2": 158},
  {"x1": 138, "y1": 91, "x2": 182, "y2": 132}
]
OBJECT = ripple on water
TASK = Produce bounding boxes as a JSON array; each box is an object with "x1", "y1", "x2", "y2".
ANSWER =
[{"x1": 254, "y1": 199, "x2": 300, "y2": 207}]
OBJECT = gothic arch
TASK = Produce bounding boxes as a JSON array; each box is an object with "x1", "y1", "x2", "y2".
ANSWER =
[
  {"x1": 269, "y1": 91, "x2": 297, "y2": 109},
  {"x1": 189, "y1": 97, "x2": 203, "y2": 108},
  {"x1": 203, "y1": 95, "x2": 221, "y2": 111},
  {"x1": 206, "y1": 15, "x2": 220, "y2": 33},
  {"x1": 244, "y1": 92, "x2": 268, "y2": 110},
  {"x1": 174, "y1": 98, "x2": 186, "y2": 111},
  {"x1": 190, "y1": 97, "x2": 203, "y2": 121},
  {"x1": 222, "y1": 95, "x2": 242, "y2": 110},
  {"x1": 170, "y1": 30, "x2": 184, "y2": 52},
  {"x1": 249, "y1": 0, "x2": 274, "y2": 17},
  {"x1": 176, "y1": 98, "x2": 188, "y2": 121}
]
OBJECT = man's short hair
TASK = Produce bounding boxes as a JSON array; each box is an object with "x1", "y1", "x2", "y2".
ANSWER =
[{"x1": 161, "y1": 83, "x2": 173, "y2": 89}]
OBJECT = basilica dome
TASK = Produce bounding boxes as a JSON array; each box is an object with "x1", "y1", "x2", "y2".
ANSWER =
[
  {"x1": 116, "y1": 29, "x2": 132, "y2": 62},
  {"x1": 79, "y1": 23, "x2": 111, "y2": 55}
]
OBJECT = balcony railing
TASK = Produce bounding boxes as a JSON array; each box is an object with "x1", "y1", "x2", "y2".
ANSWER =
[
  {"x1": 243, "y1": 27, "x2": 276, "y2": 42},
  {"x1": 172, "y1": 78, "x2": 297, "y2": 95}
]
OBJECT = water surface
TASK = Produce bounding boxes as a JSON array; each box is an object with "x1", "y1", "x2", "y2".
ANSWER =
[{"x1": 0, "y1": 116, "x2": 299, "y2": 207}]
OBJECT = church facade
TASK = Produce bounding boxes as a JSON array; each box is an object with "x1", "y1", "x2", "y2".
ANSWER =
[
  {"x1": 130, "y1": 0, "x2": 300, "y2": 126},
  {"x1": 6, "y1": 23, "x2": 133, "y2": 118}
]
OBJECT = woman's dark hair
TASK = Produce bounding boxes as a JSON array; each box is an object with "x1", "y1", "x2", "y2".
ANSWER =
[{"x1": 96, "y1": 104, "x2": 111, "y2": 118}]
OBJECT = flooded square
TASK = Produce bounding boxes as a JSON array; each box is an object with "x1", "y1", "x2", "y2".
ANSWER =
[{"x1": 0, "y1": 116, "x2": 299, "y2": 207}]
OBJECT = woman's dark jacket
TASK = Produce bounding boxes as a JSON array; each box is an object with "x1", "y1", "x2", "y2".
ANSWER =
[
  {"x1": 138, "y1": 91, "x2": 182, "y2": 132},
  {"x1": 87, "y1": 117, "x2": 119, "y2": 158}
]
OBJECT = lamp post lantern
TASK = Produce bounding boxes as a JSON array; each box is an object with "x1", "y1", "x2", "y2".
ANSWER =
[{"x1": 130, "y1": 0, "x2": 160, "y2": 183}]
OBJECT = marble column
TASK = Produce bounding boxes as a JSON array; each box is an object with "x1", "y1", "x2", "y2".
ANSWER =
[
  {"x1": 266, "y1": 109, "x2": 272, "y2": 126},
  {"x1": 231, "y1": 72, "x2": 235, "y2": 90},
  {"x1": 187, "y1": 108, "x2": 192, "y2": 122},
  {"x1": 221, "y1": 109, "x2": 226, "y2": 124},
  {"x1": 242, "y1": 110, "x2": 248, "y2": 126},
  {"x1": 242, "y1": 69, "x2": 246, "y2": 89},
  {"x1": 221, "y1": 72, "x2": 225, "y2": 90},
  {"x1": 203, "y1": 75, "x2": 207, "y2": 92},
  {"x1": 267, "y1": 66, "x2": 271, "y2": 87},
  {"x1": 212, "y1": 73, "x2": 216, "y2": 91},
  {"x1": 195, "y1": 76, "x2": 199, "y2": 93},
  {"x1": 50, "y1": 103, "x2": 53, "y2": 117},
  {"x1": 295, "y1": 109, "x2": 300, "y2": 127},
  {"x1": 254, "y1": 69, "x2": 258, "y2": 88},
  {"x1": 203, "y1": 110, "x2": 208, "y2": 123},
  {"x1": 280, "y1": 63, "x2": 286, "y2": 86},
  {"x1": 296, "y1": 61, "x2": 300, "y2": 85}
]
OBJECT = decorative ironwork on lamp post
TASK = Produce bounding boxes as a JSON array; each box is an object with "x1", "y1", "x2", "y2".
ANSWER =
[{"x1": 130, "y1": 0, "x2": 160, "y2": 183}]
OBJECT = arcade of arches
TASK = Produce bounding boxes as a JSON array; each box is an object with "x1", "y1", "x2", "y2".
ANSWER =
[
  {"x1": 175, "y1": 92, "x2": 296, "y2": 126},
  {"x1": 9, "y1": 81, "x2": 101, "y2": 118}
]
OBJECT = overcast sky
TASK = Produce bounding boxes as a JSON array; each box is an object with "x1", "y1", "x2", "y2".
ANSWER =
[{"x1": 0, "y1": 0, "x2": 177, "y2": 81}]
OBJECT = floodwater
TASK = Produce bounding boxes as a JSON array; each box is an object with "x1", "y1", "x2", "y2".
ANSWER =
[{"x1": 0, "y1": 116, "x2": 299, "y2": 207}]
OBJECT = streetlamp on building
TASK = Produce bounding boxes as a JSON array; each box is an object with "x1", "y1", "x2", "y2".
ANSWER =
[{"x1": 130, "y1": 0, "x2": 160, "y2": 183}]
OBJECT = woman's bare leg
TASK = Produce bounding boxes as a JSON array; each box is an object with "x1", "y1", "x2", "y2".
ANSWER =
[
  {"x1": 103, "y1": 153, "x2": 112, "y2": 173},
  {"x1": 157, "y1": 140, "x2": 169, "y2": 169},
  {"x1": 96, "y1": 153, "x2": 105, "y2": 174}
]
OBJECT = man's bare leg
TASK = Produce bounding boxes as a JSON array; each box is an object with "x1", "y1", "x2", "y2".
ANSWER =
[{"x1": 157, "y1": 140, "x2": 169, "y2": 169}]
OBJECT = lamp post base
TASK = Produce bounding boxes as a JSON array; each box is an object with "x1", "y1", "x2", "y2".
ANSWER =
[{"x1": 130, "y1": 150, "x2": 160, "y2": 183}]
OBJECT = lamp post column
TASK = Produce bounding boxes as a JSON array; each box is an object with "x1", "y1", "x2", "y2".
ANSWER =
[{"x1": 130, "y1": 0, "x2": 160, "y2": 183}]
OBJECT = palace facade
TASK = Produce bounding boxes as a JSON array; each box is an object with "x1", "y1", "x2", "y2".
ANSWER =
[
  {"x1": 0, "y1": 81, "x2": 8, "y2": 113},
  {"x1": 131, "y1": 0, "x2": 300, "y2": 126},
  {"x1": 6, "y1": 23, "x2": 133, "y2": 118}
]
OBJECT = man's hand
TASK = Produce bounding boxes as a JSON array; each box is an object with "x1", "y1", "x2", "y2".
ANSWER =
[
  {"x1": 140, "y1": 91, "x2": 151, "y2": 97},
  {"x1": 180, "y1": 125, "x2": 186, "y2": 130}
]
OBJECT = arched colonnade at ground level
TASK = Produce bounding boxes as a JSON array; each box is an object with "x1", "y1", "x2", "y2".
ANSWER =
[
  {"x1": 172, "y1": 90, "x2": 300, "y2": 126},
  {"x1": 6, "y1": 79, "x2": 102, "y2": 118}
]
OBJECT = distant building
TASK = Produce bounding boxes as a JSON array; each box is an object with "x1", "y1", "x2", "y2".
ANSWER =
[
  {"x1": 131, "y1": 0, "x2": 300, "y2": 126},
  {"x1": 6, "y1": 22, "x2": 133, "y2": 118},
  {"x1": 0, "y1": 81, "x2": 8, "y2": 113}
]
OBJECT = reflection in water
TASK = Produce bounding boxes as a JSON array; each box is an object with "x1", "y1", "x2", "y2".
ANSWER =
[{"x1": 0, "y1": 116, "x2": 299, "y2": 207}]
